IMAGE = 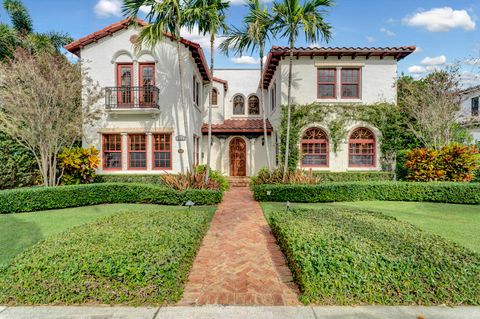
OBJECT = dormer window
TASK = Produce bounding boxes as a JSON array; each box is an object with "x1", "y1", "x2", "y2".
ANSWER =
[
  {"x1": 233, "y1": 95, "x2": 245, "y2": 115},
  {"x1": 248, "y1": 95, "x2": 260, "y2": 115}
]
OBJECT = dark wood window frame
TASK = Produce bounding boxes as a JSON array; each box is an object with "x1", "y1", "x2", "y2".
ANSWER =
[
  {"x1": 248, "y1": 95, "x2": 260, "y2": 115},
  {"x1": 341, "y1": 68, "x2": 361, "y2": 99},
  {"x1": 211, "y1": 88, "x2": 218, "y2": 106},
  {"x1": 472, "y1": 96, "x2": 479, "y2": 116},
  {"x1": 317, "y1": 68, "x2": 336, "y2": 99},
  {"x1": 300, "y1": 128, "x2": 329, "y2": 167}
]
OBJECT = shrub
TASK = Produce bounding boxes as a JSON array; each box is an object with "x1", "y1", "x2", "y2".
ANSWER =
[
  {"x1": 311, "y1": 171, "x2": 393, "y2": 182},
  {"x1": 394, "y1": 150, "x2": 409, "y2": 181},
  {"x1": 404, "y1": 144, "x2": 479, "y2": 182},
  {"x1": 194, "y1": 165, "x2": 229, "y2": 191},
  {"x1": 58, "y1": 146, "x2": 100, "y2": 185},
  {"x1": 0, "y1": 183, "x2": 223, "y2": 214},
  {"x1": 0, "y1": 132, "x2": 36, "y2": 189},
  {"x1": 252, "y1": 182, "x2": 480, "y2": 204},
  {"x1": 94, "y1": 174, "x2": 164, "y2": 184},
  {"x1": 269, "y1": 208, "x2": 480, "y2": 305},
  {"x1": 0, "y1": 208, "x2": 214, "y2": 304}
]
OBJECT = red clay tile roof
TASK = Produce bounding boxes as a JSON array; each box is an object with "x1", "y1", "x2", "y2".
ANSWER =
[
  {"x1": 64, "y1": 17, "x2": 211, "y2": 81},
  {"x1": 262, "y1": 46, "x2": 416, "y2": 89},
  {"x1": 213, "y1": 77, "x2": 228, "y2": 91},
  {"x1": 202, "y1": 119, "x2": 273, "y2": 134}
]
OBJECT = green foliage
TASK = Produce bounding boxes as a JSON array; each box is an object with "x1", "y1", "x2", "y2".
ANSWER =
[
  {"x1": 252, "y1": 182, "x2": 480, "y2": 204},
  {"x1": 278, "y1": 102, "x2": 420, "y2": 170},
  {"x1": 251, "y1": 167, "x2": 393, "y2": 185},
  {"x1": 58, "y1": 146, "x2": 100, "y2": 185},
  {"x1": 195, "y1": 165, "x2": 229, "y2": 191},
  {"x1": 0, "y1": 208, "x2": 214, "y2": 304},
  {"x1": 94, "y1": 174, "x2": 165, "y2": 184},
  {"x1": 394, "y1": 150, "x2": 409, "y2": 181},
  {"x1": 268, "y1": 208, "x2": 480, "y2": 305},
  {"x1": 0, "y1": 183, "x2": 223, "y2": 214},
  {"x1": 404, "y1": 144, "x2": 479, "y2": 182},
  {"x1": 0, "y1": 132, "x2": 36, "y2": 189}
]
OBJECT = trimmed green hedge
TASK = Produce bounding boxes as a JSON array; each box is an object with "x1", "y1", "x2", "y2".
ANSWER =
[
  {"x1": 0, "y1": 208, "x2": 214, "y2": 304},
  {"x1": 252, "y1": 182, "x2": 480, "y2": 204},
  {"x1": 269, "y1": 208, "x2": 480, "y2": 305},
  {"x1": 0, "y1": 183, "x2": 222, "y2": 214},
  {"x1": 311, "y1": 171, "x2": 394, "y2": 182},
  {"x1": 94, "y1": 174, "x2": 164, "y2": 184}
]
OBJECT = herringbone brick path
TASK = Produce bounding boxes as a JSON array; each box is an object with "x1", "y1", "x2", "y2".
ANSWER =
[{"x1": 180, "y1": 187, "x2": 300, "y2": 306}]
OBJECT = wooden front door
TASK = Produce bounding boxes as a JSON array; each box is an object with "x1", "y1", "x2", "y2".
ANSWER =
[{"x1": 229, "y1": 137, "x2": 246, "y2": 176}]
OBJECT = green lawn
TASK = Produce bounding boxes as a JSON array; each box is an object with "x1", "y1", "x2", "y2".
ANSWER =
[
  {"x1": 0, "y1": 204, "x2": 204, "y2": 268},
  {"x1": 261, "y1": 201, "x2": 480, "y2": 253}
]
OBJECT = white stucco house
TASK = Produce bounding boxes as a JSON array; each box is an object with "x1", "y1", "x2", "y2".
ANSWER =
[
  {"x1": 65, "y1": 18, "x2": 415, "y2": 176},
  {"x1": 459, "y1": 85, "x2": 480, "y2": 142}
]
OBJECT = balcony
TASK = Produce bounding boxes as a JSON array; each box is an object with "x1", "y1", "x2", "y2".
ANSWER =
[{"x1": 105, "y1": 86, "x2": 160, "y2": 115}]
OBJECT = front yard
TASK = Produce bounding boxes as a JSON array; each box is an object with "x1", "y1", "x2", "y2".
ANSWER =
[{"x1": 0, "y1": 205, "x2": 216, "y2": 305}]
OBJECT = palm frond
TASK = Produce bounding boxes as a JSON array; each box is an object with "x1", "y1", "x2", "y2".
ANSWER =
[{"x1": 3, "y1": 0, "x2": 33, "y2": 34}]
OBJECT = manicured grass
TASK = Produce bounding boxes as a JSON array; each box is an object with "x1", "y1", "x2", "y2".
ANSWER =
[
  {"x1": 0, "y1": 206, "x2": 215, "y2": 305},
  {"x1": 261, "y1": 201, "x2": 480, "y2": 253},
  {"x1": 267, "y1": 207, "x2": 480, "y2": 305},
  {"x1": 0, "y1": 204, "x2": 213, "y2": 267}
]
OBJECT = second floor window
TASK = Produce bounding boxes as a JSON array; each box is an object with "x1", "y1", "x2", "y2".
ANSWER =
[
  {"x1": 139, "y1": 63, "x2": 155, "y2": 106},
  {"x1": 128, "y1": 134, "x2": 147, "y2": 169},
  {"x1": 211, "y1": 88, "x2": 218, "y2": 106},
  {"x1": 193, "y1": 76, "x2": 200, "y2": 106},
  {"x1": 117, "y1": 63, "x2": 133, "y2": 105},
  {"x1": 472, "y1": 97, "x2": 479, "y2": 116},
  {"x1": 318, "y1": 68, "x2": 336, "y2": 98},
  {"x1": 248, "y1": 95, "x2": 260, "y2": 115},
  {"x1": 341, "y1": 68, "x2": 360, "y2": 98},
  {"x1": 270, "y1": 83, "x2": 276, "y2": 111},
  {"x1": 233, "y1": 95, "x2": 245, "y2": 115}
]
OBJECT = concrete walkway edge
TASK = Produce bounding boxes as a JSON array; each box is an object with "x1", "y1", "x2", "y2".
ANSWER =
[{"x1": 1, "y1": 306, "x2": 480, "y2": 319}]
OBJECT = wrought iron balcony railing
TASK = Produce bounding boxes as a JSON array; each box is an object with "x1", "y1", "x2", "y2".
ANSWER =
[{"x1": 105, "y1": 86, "x2": 160, "y2": 110}]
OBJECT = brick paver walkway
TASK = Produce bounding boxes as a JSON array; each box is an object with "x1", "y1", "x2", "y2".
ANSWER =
[{"x1": 180, "y1": 187, "x2": 300, "y2": 306}]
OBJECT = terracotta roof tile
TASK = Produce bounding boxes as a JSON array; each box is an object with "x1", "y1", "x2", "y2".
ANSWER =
[
  {"x1": 213, "y1": 77, "x2": 228, "y2": 91},
  {"x1": 202, "y1": 119, "x2": 273, "y2": 134}
]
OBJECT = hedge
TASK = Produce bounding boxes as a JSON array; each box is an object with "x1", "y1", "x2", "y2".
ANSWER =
[
  {"x1": 252, "y1": 182, "x2": 480, "y2": 204},
  {"x1": 269, "y1": 208, "x2": 480, "y2": 305},
  {"x1": 0, "y1": 183, "x2": 223, "y2": 214},
  {"x1": 0, "y1": 208, "x2": 214, "y2": 304},
  {"x1": 311, "y1": 171, "x2": 394, "y2": 182},
  {"x1": 94, "y1": 174, "x2": 164, "y2": 184}
]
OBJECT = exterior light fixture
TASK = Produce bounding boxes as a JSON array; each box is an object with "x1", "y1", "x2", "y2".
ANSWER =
[
  {"x1": 285, "y1": 201, "x2": 291, "y2": 211},
  {"x1": 176, "y1": 135, "x2": 186, "y2": 142},
  {"x1": 185, "y1": 200, "x2": 195, "y2": 209},
  {"x1": 266, "y1": 190, "x2": 271, "y2": 196}
]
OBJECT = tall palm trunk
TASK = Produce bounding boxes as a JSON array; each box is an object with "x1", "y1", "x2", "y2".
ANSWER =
[
  {"x1": 259, "y1": 43, "x2": 272, "y2": 172},
  {"x1": 282, "y1": 37, "x2": 294, "y2": 181},
  {"x1": 205, "y1": 35, "x2": 214, "y2": 182}
]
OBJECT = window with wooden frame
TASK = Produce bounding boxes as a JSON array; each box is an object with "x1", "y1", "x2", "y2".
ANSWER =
[
  {"x1": 349, "y1": 128, "x2": 375, "y2": 167},
  {"x1": 317, "y1": 68, "x2": 336, "y2": 98},
  {"x1": 472, "y1": 97, "x2": 479, "y2": 116},
  {"x1": 248, "y1": 95, "x2": 260, "y2": 115},
  {"x1": 193, "y1": 75, "x2": 200, "y2": 107},
  {"x1": 270, "y1": 82, "x2": 276, "y2": 111},
  {"x1": 139, "y1": 63, "x2": 155, "y2": 107},
  {"x1": 103, "y1": 134, "x2": 122, "y2": 170},
  {"x1": 153, "y1": 133, "x2": 172, "y2": 169},
  {"x1": 116, "y1": 63, "x2": 133, "y2": 106},
  {"x1": 128, "y1": 134, "x2": 147, "y2": 169},
  {"x1": 341, "y1": 68, "x2": 361, "y2": 98},
  {"x1": 233, "y1": 94, "x2": 245, "y2": 115},
  {"x1": 301, "y1": 128, "x2": 329, "y2": 167},
  {"x1": 211, "y1": 88, "x2": 218, "y2": 106}
]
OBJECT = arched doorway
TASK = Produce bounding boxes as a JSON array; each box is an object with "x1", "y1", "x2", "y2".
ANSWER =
[{"x1": 229, "y1": 137, "x2": 246, "y2": 176}]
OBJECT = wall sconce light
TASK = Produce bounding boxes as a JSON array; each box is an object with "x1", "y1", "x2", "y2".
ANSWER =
[{"x1": 175, "y1": 135, "x2": 186, "y2": 142}]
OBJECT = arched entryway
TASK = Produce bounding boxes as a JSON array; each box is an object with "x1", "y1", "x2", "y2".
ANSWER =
[{"x1": 229, "y1": 137, "x2": 246, "y2": 176}]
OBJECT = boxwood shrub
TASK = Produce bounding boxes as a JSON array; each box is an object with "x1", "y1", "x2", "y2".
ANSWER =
[
  {"x1": 0, "y1": 208, "x2": 214, "y2": 305},
  {"x1": 0, "y1": 183, "x2": 222, "y2": 214},
  {"x1": 252, "y1": 182, "x2": 480, "y2": 204},
  {"x1": 269, "y1": 208, "x2": 480, "y2": 305},
  {"x1": 311, "y1": 171, "x2": 394, "y2": 182},
  {"x1": 94, "y1": 174, "x2": 164, "y2": 184}
]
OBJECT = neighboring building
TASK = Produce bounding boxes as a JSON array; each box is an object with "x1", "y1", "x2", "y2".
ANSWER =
[
  {"x1": 66, "y1": 18, "x2": 415, "y2": 176},
  {"x1": 460, "y1": 85, "x2": 480, "y2": 142}
]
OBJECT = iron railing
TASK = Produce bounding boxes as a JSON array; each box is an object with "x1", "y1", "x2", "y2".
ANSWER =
[{"x1": 105, "y1": 86, "x2": 160, "y2": 110}]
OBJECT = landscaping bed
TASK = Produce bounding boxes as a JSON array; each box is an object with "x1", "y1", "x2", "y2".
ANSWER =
[
  {"x1": 268, "y1": 207, "x2": 480, "y2": 305},
  {"x1": 253, "y1": 182, "x2": 480, "y2": 204},
  {"x1": 0, "y1": 183, "x2": 223, "y2": 214},
  {"x1": 0, "y1": 206, "x2": 215, "y2": 305}
]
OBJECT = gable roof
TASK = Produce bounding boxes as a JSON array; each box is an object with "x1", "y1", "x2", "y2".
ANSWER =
[
  {"x1": 64, "y1": 17, "x2": 211, "y2": 81},
  {"x1": 261, "y1": 46, "x2": 416, "y2": 89},
  {"x1": 461, "y1": 84, "x2": 480, "y2": 96}
]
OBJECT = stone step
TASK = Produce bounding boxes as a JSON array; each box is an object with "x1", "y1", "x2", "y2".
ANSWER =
[{"x1": 227, "y1": 177, "x2": 251, "y2": 187}]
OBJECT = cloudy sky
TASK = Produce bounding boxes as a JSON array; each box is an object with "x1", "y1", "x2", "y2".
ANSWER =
[{"x1": 0, "y1": 0, "x2": 479, "y2": 86}]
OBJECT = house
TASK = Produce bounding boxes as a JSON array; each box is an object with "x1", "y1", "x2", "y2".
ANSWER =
[
  {"x1": 460, "y1": 85, "x2": 480, "y2": 142},
  {"x1": 65, "y1": 18, "x2": 415, "y2": 176}
]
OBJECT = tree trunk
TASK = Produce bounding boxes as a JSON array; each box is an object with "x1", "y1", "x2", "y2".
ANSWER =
[
  {"x1": 205, "y1": 37, "x2": 214, "y2": 182},
  {"x1": 260, "y1": 44, "x2": 272, "y2": 172},
  {"x1": 282, "y1": 37, "x2": 294, "y2": 182}
]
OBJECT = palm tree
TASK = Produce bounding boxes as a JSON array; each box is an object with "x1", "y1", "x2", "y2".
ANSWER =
[
  {"x1": 272, "y1": 0, "x2": 332, "y2": 180},
  {"x1": 184, "y1": 0, "x2": 229, "y2": 181},
  {"x1": 123, "y1": 0, "x2": 193, "y2": 172},
  {"x1": 219, "y1": 0, "x2": 274, "y2": 172}
]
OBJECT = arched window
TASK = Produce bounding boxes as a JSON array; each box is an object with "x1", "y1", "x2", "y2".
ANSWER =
[
  {"x1": 248, "y1": 95, "x2": 260, "y2": 115},
  {"x1": 349, "y1": 128, "x2": 375, "y2": 167},
  {"x1": 301, "y1": 128, "x2": 328, "y2": 167},
  {"x1": 233, "y1": 95, "x2": 245, "y2": 115},
  {"x1": 211, "y1": 88, "x2": 218, "y2": 105}
]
